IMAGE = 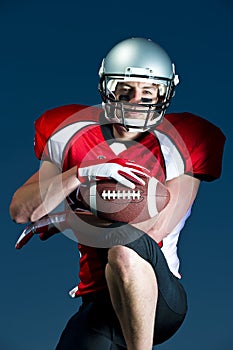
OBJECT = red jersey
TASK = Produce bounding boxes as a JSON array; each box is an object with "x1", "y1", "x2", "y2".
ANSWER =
[{"x1": 34, "y1": 104, "x2": 226, "y2": 296}]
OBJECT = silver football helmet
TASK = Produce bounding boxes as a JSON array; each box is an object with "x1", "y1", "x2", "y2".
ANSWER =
[{"x1": 99, "y1": 37, "x2": 179, "y2": 132}]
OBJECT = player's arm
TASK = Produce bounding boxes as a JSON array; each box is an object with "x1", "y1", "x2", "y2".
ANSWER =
[
  {"x1": 10, "y1": 158, "x2": 150, "y2": 225},
  {"x1": 12, "y1": 158, "x2": 151, "y2": 249},
  {"x1": 133, "y1": 174, "x2": 200, "y2": 242},
  {"x1": 9, "y1": 161, "x2": 80, "y2": 223}
]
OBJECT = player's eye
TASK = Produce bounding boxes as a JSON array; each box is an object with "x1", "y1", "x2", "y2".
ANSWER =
[
  {"x1": 119, "y1": 95, "x2": 130, "y2": 102},
  {"x1": 143, "y1": 90, "x2": 153, "y2": 95},
  {"x1": 141, "y1": 97, "x2": 153, "y2": 103}
]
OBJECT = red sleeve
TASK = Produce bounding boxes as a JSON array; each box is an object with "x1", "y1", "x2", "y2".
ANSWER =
[
  {"x1": 34, "y1": 104, "x2": 90, "y2": 160},
  {"x1": 160, "y1": 112, "x2": 226, "y2": 181},
  {"x1": 34, "y1": 111, "x2": 50, "y2": 161}
]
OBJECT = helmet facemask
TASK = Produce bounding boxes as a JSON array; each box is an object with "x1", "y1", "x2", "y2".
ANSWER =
[
  {"x1": 98, "y1": 38, "x2": 179, "y2": 132},
  {"x1": 99, "y1": 74, "x2": 176, "y2": 132}
]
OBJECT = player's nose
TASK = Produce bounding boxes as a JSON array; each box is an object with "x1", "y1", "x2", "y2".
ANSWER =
[{"x1": 129, "y1": 89, "x2": 142, "y2": 103}]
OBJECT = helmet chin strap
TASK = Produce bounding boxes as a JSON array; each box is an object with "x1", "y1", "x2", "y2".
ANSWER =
[
  {"x1": 122, "y1": 118, "x2": 155, "y2": 133},
  {"x1": 113, "y1": 123, "x2": 149, "y2": 133},
  {"x1": 123, "y1": 125, "x2": 149, "y2": 133}
]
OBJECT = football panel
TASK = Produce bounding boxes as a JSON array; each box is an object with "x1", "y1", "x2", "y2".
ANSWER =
[
  {"x1": 96, "y1": 181, "x2": 147, "y2": 223},
  {"x1": 79, "y1": 178, "x2": 170, "y2": 224}
]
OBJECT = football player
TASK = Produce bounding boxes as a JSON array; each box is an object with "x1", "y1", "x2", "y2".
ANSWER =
[{"x1": 10, "y1": 37, "x2": 226, "y2": 350}]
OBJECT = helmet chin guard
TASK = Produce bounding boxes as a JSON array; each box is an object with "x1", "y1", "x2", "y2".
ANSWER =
[
  {"x1": 98, "y1": 37, "x2": 179, "y2": 132},
  {"x1": 102, "y1": 99, "x2": 169, "y2": 132}
]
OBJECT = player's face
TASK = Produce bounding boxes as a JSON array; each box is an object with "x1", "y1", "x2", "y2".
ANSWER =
[
  {"x1": 111, "y1": 81, "x2": 160, "y2": 139},
  {"x1": 114, "y1": 81, "x2": 159, "y2": 119}
]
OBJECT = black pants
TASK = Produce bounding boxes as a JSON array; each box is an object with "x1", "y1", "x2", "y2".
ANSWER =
[{"x1": 55, "y1": 225, "x2": 187, "y2": 349}]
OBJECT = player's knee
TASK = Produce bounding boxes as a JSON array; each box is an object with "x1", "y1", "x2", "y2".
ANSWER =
[{"x1": 107, "y1": 245, "x2": 138, "y2": 280}]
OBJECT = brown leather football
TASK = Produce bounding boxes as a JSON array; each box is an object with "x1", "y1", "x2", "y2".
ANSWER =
[{"x1": 78, "y1": 177, "x2": 170, "y2": 224}]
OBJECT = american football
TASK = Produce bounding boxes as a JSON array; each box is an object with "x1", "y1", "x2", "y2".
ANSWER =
[{"x1": 78, "y1": 177, "x2": 170, "y2": 224}]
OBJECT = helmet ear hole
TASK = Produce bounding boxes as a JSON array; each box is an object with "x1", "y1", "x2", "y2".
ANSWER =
[
  {"x1": 158, "y1": 85, "x2": 167, "y2": 96},
  {"x1": 99, "y1": 77, "x2": 116, "y2": 102},
  {"x1": 167, "y1": 82, "x2": 176, "y2": 100}
]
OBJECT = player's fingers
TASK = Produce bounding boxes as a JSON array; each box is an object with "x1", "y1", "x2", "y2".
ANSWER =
[
  {"x1": 130, "y1": 168, "x2": 151, "y2": 179},
  {"x1": 122, "y1": 167, "x2": 151, "y2": 183},
  {"x1": 124, "y1": 162, "x2": 151, "y2": 176},
  {"x1": 39, "y1": 227, "x2": 60, "y2": 241},
  {"x1": 118, "y1": 170, "x2": 146, "y2": 187},
  {"x1": 113, "y1": 172, "x2": 136, "y2": 189}
]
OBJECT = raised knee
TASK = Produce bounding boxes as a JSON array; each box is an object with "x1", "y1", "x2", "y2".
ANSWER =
[{"x1": 107, "y1": 245, "x2": 137, "y2": 279}]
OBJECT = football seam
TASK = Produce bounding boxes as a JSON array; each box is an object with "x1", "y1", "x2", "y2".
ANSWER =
[{"x1": 101, "y1": 189, "x2": 141, "y2": 200}]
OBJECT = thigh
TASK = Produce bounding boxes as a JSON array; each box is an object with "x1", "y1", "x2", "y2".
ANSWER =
[
  {"x1": 106, "y1": 222, "x2": 187, "y2": 345},
  {"x1": 124, "y1": 230, "x2": 187, "y2": 344},
  {"x1": 55, "y1": 298, "x2": 127, "y2": 350}
]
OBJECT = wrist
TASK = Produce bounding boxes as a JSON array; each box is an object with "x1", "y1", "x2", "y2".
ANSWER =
[
  {"x1": 76, "y1": 165, "x2": 80, "y2": 179},
  {"x1": 76, "y1": 165, "x2": 87, "y2": 183}
]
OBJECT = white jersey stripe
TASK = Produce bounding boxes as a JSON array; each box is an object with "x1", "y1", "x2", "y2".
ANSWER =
[
  {"x1": 154, "y1": 130, "x2": 185, "y2": 180},
  {"x1": 47, "y1": 121, "x2": 97, "y2": 168}
]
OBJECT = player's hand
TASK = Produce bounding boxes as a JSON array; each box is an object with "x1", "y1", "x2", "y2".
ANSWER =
[
  {"x1": 77, "y1": 158, "x2": 151, "y2": 189},
  {"x1": 15, "y1": 211, "x2": 68, "y2": 249}
]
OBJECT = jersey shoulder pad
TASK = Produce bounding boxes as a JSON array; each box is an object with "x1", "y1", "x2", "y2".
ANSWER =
[
  {"x1": 34, "y1": 104, "x2": 101, "y2": 160},
  {"x1": 159, "y1": 112, "x2": 226, "y2": 181}
]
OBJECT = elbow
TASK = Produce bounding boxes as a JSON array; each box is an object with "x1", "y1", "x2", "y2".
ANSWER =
[{"x1": 9, "y1": 194, "x2": 30, "y2": 224}]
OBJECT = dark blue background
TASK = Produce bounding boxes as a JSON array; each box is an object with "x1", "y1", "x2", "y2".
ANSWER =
[{"x1": 1, "y1": 1, "x2": 232, "y2": 349}]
